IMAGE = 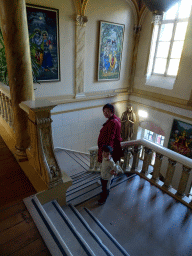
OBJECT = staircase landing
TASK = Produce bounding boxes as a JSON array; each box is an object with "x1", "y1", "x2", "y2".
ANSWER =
[{"x1": 75, "y1": 175, "x2": 192, "y2": 256}]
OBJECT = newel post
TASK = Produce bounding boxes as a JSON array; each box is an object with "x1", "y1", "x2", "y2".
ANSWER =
[{"x1": 20, "y1": 100, "x2": 63, "y2": 188}]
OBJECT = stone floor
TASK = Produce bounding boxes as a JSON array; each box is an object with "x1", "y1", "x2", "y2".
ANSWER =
[{"x1": 76, "y1": 175, "x2": 192, "y2": 256}]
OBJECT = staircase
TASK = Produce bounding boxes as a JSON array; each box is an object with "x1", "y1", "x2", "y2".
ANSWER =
[
  {"x1": 56, "y1": 148, "x2": 135, "y2": 206},
  {"x1": 23, "y1": 148, "x2": 192, "y2": 256},
  {"x1": 23, "y1": 149, "x2": 133, "y2": 256},
  {"x1": 43, "y1": 200, "x2": 130, "y2": 256}
]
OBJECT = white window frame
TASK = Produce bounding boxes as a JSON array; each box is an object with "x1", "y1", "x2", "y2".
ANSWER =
[{"x1": 146, "y1": 1, "x2": 192, "y2": 90}]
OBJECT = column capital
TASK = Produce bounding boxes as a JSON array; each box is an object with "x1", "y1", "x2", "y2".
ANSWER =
[{"x1": 76, "y1": 15, "x2": 88, "y2": 27}]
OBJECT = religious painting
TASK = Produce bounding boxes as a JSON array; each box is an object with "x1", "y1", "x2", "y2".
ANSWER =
[
  {"x1": 168, "y1": 119, "x2": 192, "y2": 159},
  {"x1": 98, "y1": 21, "x2": 125, "y2": 81},
  {"x1": 26, "y1": 4, "x2": 60, "y2": 82}
]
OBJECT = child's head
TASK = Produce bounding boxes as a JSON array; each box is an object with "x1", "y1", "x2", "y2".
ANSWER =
[{"x1": 102, "y1": 145, "x2": 113, "y2": 160}]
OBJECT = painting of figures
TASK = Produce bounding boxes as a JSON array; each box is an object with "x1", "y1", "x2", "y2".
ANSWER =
[
  {"x1": 168, "y1": 119, "x2": 192, "y2": 159},
  {"x1": 98, "y1": 21, "x2": 125, "y2": 81},
  {"x1": 26, "y1": 4, "x2": 60, "y2": 82}
]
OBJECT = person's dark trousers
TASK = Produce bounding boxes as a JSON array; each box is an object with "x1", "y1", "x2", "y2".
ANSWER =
[{"x1": 100, "y1": 178, "x2": 109, "y2": 200}]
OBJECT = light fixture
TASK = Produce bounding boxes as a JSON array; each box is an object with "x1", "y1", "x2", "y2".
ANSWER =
[
  {"x1": 138, "y1": 110, "x2": 148, "y2": 118},
  {"x1": 143, "y1": 0, "x2": 180, "y2": 24}
]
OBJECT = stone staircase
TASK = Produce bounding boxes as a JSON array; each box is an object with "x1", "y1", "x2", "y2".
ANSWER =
[
  {"x1": 43, "y1": 200, "x2": 130, "y2": 256},
  {"x1": 23, "y1": 149, "x2": 134, "y2": 255},
  {"x1": 66, "y1": 171, "x2": 135, "y2": 206}
]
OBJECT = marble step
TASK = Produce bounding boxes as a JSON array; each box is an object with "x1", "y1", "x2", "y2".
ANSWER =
[
  {"x1": 67, "y1": 173, "x2": 135, "y2": 206},
  {"x1": 43, "y1": 200, "x2": 96, "y2": 255},
  {"x1": 79, "y1": 206, "x2": 130, "y2": 256},
  {"x1": 43, "y1": 200, "x2": 114, "y2": 256}
]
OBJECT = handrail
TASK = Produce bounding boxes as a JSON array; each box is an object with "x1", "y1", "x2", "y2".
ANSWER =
[
  {"x1": 0, "y1": 83, "x2": 10, "y2": 98},
  {"x1": 89, "y1": 139, "x2": 192, "y2": 169},
  {"x1": 89, "y1": 139, "x2": 192, "y2": 210}
]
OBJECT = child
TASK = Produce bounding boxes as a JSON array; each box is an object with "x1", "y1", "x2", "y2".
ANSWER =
[{"x1": 98, "y1": 145, "x2": 123, "y2": 205}]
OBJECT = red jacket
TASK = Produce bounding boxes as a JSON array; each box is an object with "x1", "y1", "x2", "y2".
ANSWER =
[{"x1": 98, "y1": 114, "x2": 123, "y2": 163}]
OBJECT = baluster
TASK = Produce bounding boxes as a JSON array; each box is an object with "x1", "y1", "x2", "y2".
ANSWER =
[
  {"x1": 1, "y1": 93, "x2": 5, "y2": 119},
  {"x1": 0, "y1": 92, "x2": 2, "y2": 115},
  {"x1": 162, "y1": 159, "x2": 177, "y2": 189},
  {"x1": 4, "y1": 95, "x2": 9, "y2": 122},
  {"x1": 140, "y1": 145, "x2": 145, "y2": 160},
  {"x1": 9, "y1": 99, "x2": 14, "y2": 128},
  {"x1": 131, "y1": 145, "x2": 141, "y2": 172},
  {"x1": 122, "y1": 146, "x2": 132, "y2": 172},
  {"x1": 141, "y1": 147, "x2": 153, "y2": 175},
  {"x1": 89, "y1": 150, "x2": 97, "y2": 171},
  {"x1": 176, "y1": 166, "x2": 191, "y2": 198},
  {"x1": 95, "y1": 156, "x2": 101, "y2": 171},
  {"x1": 5, "y1": 96, "x2": 11, "y2": 125},
  {"x1": 151, "y1": 153, "x2": 163, "y2": 182}
]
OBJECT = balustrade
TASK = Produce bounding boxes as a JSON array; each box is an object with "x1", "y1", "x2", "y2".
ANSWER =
[
  {"x1": 0, "y1": 85, "x2": 14, "y2": 129},
  {"x1": 89, "y1": 139, "x2": 192, "y2": 210}
]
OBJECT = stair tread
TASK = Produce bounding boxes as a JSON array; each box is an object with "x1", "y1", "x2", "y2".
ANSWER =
[
  {"x1": 79, "y1": 208, "x2": 130, "y2": 256},
  {"x1": 62, "y1": 204, "x2": 114, "y2": 256},
  {"x1": 67, "y1": 174, "x2": 135, "y2": 206},
  {"x1": 43, "y1": 201, "x2": 95, "y2": 256}
]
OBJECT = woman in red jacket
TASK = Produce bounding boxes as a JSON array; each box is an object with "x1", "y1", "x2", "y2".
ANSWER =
[{"x1": 98, "y1": 103, "x2": 123, "y2": 163}]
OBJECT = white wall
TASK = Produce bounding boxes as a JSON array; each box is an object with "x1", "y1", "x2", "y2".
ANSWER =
[
  {"x1": 26, "y1": 0, "x2": 134, "y2": 98},
  {"x1": 51, "y1": 96, "x2": 128, "y2": 153}
]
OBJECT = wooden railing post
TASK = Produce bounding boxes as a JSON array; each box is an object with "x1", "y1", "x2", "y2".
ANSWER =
[
  {"x1": 163, "y1": 159, "x2": 177, "y2": 190},
  {"x1": 141, "y1": 147, "x2": 152, "y2": 176},
  {"x1": 151, "y1": 153, "x2": 163, "y2": 182},
  {"x1": 176, "y1": 166, "x2": 191, "y2": 198}
]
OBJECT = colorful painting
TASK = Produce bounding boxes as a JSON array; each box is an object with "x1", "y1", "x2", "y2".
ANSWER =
[
  {"x1": 168, "y1": 119, "x2": 192, "y2": 158},
  {"x1": 26, "y1": 4, "x2": 60, "y2": 82},
  {"x1": 98, "y1": 21, "x2": 125, "y2": 81}
]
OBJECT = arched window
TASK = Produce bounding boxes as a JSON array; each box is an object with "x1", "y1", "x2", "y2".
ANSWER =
[{"x1": 146, "y1": 0, "x2": 192, "y2": 89}]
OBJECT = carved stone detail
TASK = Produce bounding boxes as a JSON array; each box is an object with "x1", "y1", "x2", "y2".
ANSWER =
[
  {"x1": 27, "y1": 108, "x2": 63, "y2": 188},
  {"x1": 76, "y1": 15, "x2": 88, "y2": 27}
]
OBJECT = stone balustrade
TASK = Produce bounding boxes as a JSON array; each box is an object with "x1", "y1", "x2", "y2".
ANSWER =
[
  {"x1": 0, "y1": 84, "x2": 14, "y2": 128},
  {"x1": 89, "y1": 139, "x2": 192, "y2": 210}
]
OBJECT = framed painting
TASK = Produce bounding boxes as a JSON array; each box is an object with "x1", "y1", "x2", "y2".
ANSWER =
[
  {"x1": 168, "y1": 119, "x2": 192, "y2": 159},
  {"x1": 98, "y1": 21, "x2": 125, "y2": 81},
  {"x1": 26, "y1": 4, "x2": 60, "y2": 82}
]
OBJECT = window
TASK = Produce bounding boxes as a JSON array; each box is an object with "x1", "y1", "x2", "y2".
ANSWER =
[
  {"x1": 146, "y1": 0, "x2": 192, "y2": 89},
  {"x1": 138, "y1": 128, "x2": 165, "y2": 165}
]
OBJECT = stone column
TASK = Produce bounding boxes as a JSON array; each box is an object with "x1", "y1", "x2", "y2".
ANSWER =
[
  {"x1": 0, "y1": 0, "x2": 34, "y2": 156},
  {"x1": 75, "y1": 15, "x2": 88, "y2": 98}
]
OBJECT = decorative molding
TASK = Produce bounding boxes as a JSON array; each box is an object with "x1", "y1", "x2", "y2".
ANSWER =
[
  {"x1": 132, "y1": 89, "x2": 190, "y2": 110},
  {"x1": 75, "y1": 19, "x2": 86, "y2": 97},
  {"x1": 76, "y1": 14, "x2": 88, "y2": 27}
]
